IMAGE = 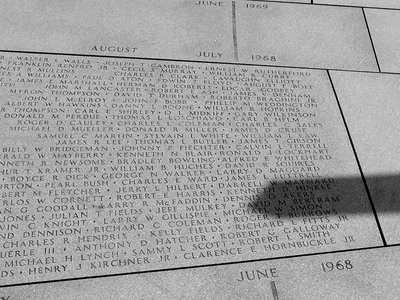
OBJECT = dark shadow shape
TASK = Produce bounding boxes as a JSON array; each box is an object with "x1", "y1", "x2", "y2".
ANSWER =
[{"x1": 251, "y1": 174, "x2": 400, "y2": 244}]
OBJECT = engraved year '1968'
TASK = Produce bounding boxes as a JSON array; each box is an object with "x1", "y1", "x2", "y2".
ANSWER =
[
  {"x1": 251, "y1": 55, "x2": 276, "y2": 62},
  {"x1": 321, "y1": 260, "x2": 353, "y2": 272}
]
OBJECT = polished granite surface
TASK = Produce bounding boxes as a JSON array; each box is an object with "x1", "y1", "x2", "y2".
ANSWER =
[{"x1": 0, "y1": 1, "x2": 399, "y2": 299}]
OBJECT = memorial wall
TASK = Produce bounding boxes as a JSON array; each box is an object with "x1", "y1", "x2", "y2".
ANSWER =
[
  {"x1": 0, "y1": 53, "x2": 383, "y2": 285},
  {"x1": 0, "y1": 0, "x2": 399, "y2": 299}
]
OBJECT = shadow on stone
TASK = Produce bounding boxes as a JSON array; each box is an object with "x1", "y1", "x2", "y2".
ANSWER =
[{"x1": 251, "y1": 174, "x2": 400, "y2": 220}]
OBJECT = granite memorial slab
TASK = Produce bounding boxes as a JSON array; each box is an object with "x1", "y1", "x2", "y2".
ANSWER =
[
  {"x1": 0, "y1": 0, "x2": 388, "y2": 73},
  {"x1": 236, "y1": 1, "x2": 378, "y2": 71},
  {"x1": 315, "y1": 0, "x2": 400, "y2": 9},
  {"x1": 0, "y1": 0, "x2": 400, "y2": 298},
  {"x1": 0, "y1": 0, "x2": 234, "y2": 62},
  {"x1": 1, "y1": 245, "x2": 400, "y2": 299},
  {"x1": 0, "y1": 52, "x2": 383, "y2": 287},
  {"x1": 329, "y1": 71, "x2": 400, "y2": 245},
  {"x1": 364, "y1": 9, "x2": 400, "y2": 73}
]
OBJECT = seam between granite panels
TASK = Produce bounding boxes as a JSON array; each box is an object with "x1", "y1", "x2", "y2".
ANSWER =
[
  {"x1": 362, "y1": 8, "x2": 382, "y2": 72},
  {"x1": 232, "y1": 1, "x2": 239, "y2": 61},
  {"x1": 326, "y1": 70, "x2": 387, "y2": 246}
]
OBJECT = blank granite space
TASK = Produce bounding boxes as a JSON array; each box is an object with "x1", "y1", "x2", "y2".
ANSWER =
[
  {"x1": 330, "y1": 71, "x2": 400, "y2": 244},
  {"x1": 315, "y1": 0, "x2": 400, "y2": 9},
  {"x1": 364, "y1": 9, "x2": 400, "y2": 73}
]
